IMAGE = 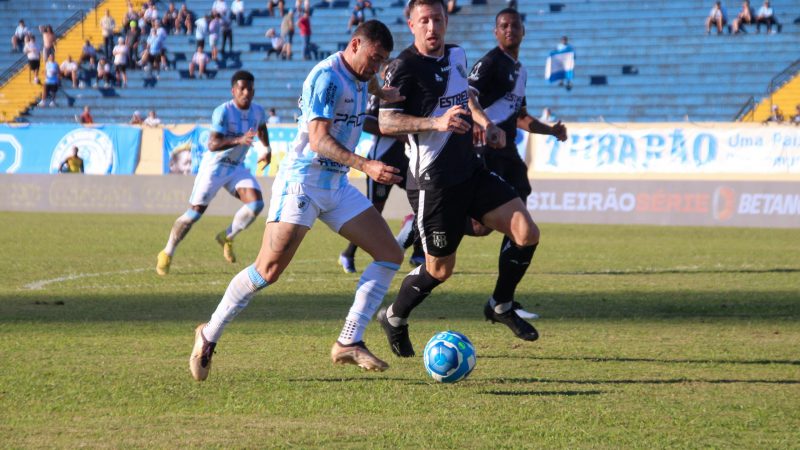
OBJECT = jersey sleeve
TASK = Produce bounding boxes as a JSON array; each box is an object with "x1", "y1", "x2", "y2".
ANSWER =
[
  {"x1": 210, "y1": 104, "x2": 227, "y2": 134},
  {"x1": 380, "y1": 57, "x2": 414, "y2": 112},
  {"x1": 304, "y1": 69, "x2": 341, "y2": 122},
  {"x1": 467, "y1": 55, "x2": 493, "y2": 95}
]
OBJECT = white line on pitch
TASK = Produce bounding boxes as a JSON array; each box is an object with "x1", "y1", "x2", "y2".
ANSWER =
[{"x1": 22, "y1": 268, "x2": 150, "y2": 290}]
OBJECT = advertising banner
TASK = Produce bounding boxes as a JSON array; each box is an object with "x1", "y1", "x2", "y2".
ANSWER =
[
  {"x1": 531, "y1": 125, "x2": 800, "y2": 175},
  {"x1": 0, "y1": 124, "x2": 141, "y2": 174}
]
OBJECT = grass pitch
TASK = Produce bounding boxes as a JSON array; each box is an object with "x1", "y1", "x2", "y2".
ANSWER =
[{"x1": 1, "y1": 212, "x2": 799, "y2": 448}]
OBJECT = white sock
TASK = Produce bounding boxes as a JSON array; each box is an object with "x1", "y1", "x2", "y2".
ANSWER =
[
  {"x1": 164, "y1": 209, "x2": 202, "y2": 256},
  {"x1": 203, "y1": 265, "x2": 268, "y2": 343},
  {"x1": 337, "y1": 261, "x2": 399, "y2": 345},
  {"x1": 226, "y1": 201, "x2": 263, "y2": 239}
]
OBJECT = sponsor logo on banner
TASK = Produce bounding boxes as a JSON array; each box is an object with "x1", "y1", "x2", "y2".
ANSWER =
[{"x1": 50, "y1": 128, "x2": 115, "y2": 174}]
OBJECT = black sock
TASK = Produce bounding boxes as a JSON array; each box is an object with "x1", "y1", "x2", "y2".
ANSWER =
[
  {"x1": 492, "y1": 236, "x2": 537, "y2": 304},
  {"x1": 342, "y1": 242, "x2": 357, "y2": 258},
  {"x1": 388, "y1": 265, "x2": 443, "y2": 319}
]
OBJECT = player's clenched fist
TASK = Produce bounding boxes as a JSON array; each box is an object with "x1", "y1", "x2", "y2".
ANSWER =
[{"x1": 363, "y1": 160, "x2": 402, "y2": 184}]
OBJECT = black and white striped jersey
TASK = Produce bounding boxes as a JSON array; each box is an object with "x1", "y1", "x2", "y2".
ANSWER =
[
  {"x1": 381, "y1": 44, "x2": 482, "y2": 190},
  {"x1": 468, "y1": 46, "x2": 527, "y2": 156}
]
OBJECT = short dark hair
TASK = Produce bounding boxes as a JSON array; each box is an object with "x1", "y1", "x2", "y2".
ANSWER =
[
  {"x1": 231, "y1": 70, "x2": 255, "y2": 86},
  {"x1": 407, "y1": 0, "x2": 447, "y2": 14},
  {"x1": 495, "y1": 8, "x2": 521, "y2": 25},
  {"x1": 353, "y1": 20, "x2": 394, "y2": 53}
]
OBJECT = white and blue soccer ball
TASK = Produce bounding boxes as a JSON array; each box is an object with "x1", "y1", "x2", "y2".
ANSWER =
[{"x1": 423, "y1": 331, "x2": 476, "y2": 383}]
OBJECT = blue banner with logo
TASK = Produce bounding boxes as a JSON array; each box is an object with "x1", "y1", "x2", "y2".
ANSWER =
[
  {"x1": 162, "y1": 127, "x2": 212, "y2": 175},
  {"x1": 0, "y1": 124, "x2": 141, "y2": 174}
]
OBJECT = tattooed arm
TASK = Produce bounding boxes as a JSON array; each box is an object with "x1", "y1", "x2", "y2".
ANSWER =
[{"x1": 308, "y1": 118, "x2": 401, "y2": 184}]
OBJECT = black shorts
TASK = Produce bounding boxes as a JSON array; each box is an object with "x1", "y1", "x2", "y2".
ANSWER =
[
  {"x1": 407, "y1": 167, "x2": 517, "y2": 257},
  {"x1": 479, "y1": 148, "x2": 532, "y2": 200},
  {"x1": 29, "y1": 59, "x2": 40, "y2": 72},
  {"x1": 366, "y1": 138, "x2": 409, "y2": 203}
]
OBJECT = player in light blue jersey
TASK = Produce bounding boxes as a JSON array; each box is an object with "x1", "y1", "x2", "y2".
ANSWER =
[
  {"x1": 157, "y1": 70, "x2": 271, "y2": 276},
  {"x1": 190, "y1": 21, "x2": 405, "y2": 381}
]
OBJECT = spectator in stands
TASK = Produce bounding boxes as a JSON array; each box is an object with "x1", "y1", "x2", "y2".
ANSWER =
[
  {"x1": 162, "y1": 3, "x2": 179, "y2": 34},
  {"x1": 123, "y1": 4, "x2": 139, "y2": 35},
  {"x1": 60, "y1": 147, "x2": 85, "y2": 174},
  {"x1": 359, "y1": 0, "x2": 376, "y2": 17},
  {"x1": 77, "y1": 54, "x2": 97, "y2": 88},
  {"x1": 447, "y1": 0, "x2": 459, "y2": 14},
  {"x1": 294, "y1": 0, "x2": 310, "y2": 14},
  {"x1": 143, "y1": 2, "x2": 160, "y2": 35},
  {"x1": 113, "y1": 37, "x2": 129, "y2": 87},
  {"x1": 60, "y1": 55, "x2": 79, "y2": 88},
  {"x1": 763, "y1": 105, "x2": 784, "y2": 124},
  {"x1": 125, "y1": 20, "x2": 142, "y2": 68},
  {"x1": 101, "y1": 10, "x2": 117, "y2": 58},
  {"x1": 40, "y1": 53, "x2": 60, "y2": 107},
  {"x1": 268, "y1": 0, "x2": 285, "y2": 18},
  {"x1": 280, "y1": 9, "x2": 295, "y2": 59},
  {"x1": 144, "y1": 109, "x2": 162, "y2": 127},
  {"x1": 141, "y1": 24, "x2": 168, "y2": 72},
  {"x1": 130, "y1": 110, "x2": 144, "y2": 124},
  {"x1": 24, "y1": 35, "x2": 41, "y2": 84},
  {"x1": 79, "y1": 105, "x2": 94, "y2": 124},
  {"x1": 791, "y1": 104, "x2": 800, "y2": 126},
  {"x1": 731, "y1": 0, "x2": 754, "y2": 33},
  {"x1": 11, "y1": 20, "x2": 30, "y2": 53},
  {"x1": 705, "y1": 1, "x2": 728, "y2": 35},
  {"x1": 40, "y1": 25, "x2": 56, "y2": 61},
  {"x1": 97, "y1": 57, "x2": 112, "y2": 88},
  {"x1": 297, "y1": 10, "x2": 312, "y2": 60},
  {"x1": 268, "y1": 107, "x2": 280, "y2": 124},
  {"x1": 755, "y1": 1, "x2": 781, "y2": 33},
  {"x1": 209, "y1": 12, "x2": 221, "y2": 61},
  {"x1": 264, "y1": 28, "x2": 284, "y2": 60},
  {"x1": 80, "y1": 39, "x2": 97, "y2": 64},
  {"x1": 347, "y1": 2, "x2": 367, "y2": 34},
  {"x1": 212, "y1": 0, "x2": 229, "y2": 17},
  {"x1": 189, "y1": 44, "x2": 210, "y2": 78},
  {"x1": 231, "y1": 0, "x2": 246, "y2": 26},
  {"x1": 195, "y1": 14, "x2": 209, "y2": 47},
  {"x1": 221, "y1": 12, "x2": 234, "y2": 54},
  {"x1": 176, "y1": 4, "x2": 193, "y2": 35}
]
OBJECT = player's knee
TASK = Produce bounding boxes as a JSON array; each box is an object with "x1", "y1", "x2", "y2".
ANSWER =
[
  {"x1": 518, "y1": 221, "x2": 540, "y2": 247},
  {"x1": 426, "y1": 263, "x2": 453, "y2": 282},
  {"x1": 246, "y1": 200, "x2": 265, "y2": 215}
]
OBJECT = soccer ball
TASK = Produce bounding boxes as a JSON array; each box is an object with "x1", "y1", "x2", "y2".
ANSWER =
[{"x1": 423, "y1": 331, "x2": 476, "y2": 383}]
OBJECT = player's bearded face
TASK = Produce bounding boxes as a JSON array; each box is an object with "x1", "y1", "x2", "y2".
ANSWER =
[
  {"x1": 495, "y1": 14, "x2": 524, "y2": 49},
  {"x1": 231, "y1": 80, "x2": 255, "y2": 109},
  {"x1": 409, "y1": 3, "x2": 447, "y2": 56}
]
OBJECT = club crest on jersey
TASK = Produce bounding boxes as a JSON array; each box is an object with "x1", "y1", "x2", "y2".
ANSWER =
[
  {"x1": 296, "y1": 195, "x2": 310, "y2": 212},
  {"x1": 431, "y1": 231, "x2": 447, "y2": 249}
]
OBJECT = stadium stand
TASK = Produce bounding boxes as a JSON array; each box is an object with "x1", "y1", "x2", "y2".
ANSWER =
[{"x1": 4, "y1": 0, "x2": 800, "y2": 124}]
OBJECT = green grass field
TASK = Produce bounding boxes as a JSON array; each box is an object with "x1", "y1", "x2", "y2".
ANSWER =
[{"x1": 1, "y1": 211, "x2": 799, "y2": 448}]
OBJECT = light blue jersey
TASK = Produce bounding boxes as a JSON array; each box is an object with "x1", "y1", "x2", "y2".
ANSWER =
[
  {"x1": 279, "y1": 52, "x2": 369, "y2": 189},
  {"x1": 200, "y1": 100, "x2": 267, "y2": 176}
]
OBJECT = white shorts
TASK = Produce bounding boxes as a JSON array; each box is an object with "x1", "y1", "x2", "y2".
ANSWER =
[
  {"x1": 189, "y1": 164, "x2": 260, "y2": 206},
  {"x1": 267, "y1": 179, "x2": 372, "y2": 232},
  {"x1": 209, "y1": 34, "x2": 218, "y2": 47}
]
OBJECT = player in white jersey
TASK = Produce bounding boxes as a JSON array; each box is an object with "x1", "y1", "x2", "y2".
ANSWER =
[
  {"x1": 156, "y1": 70, "x2": 271, "y2": 276},
  {"x1": 190, "y1": 21, "x2": 404, "y2": 381}
]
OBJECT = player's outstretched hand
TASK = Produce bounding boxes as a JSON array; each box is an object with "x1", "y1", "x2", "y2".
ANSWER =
[
  {"x1": 486, "y1": 122, "x2": 506, "y2": 149},
  {"x1": 379, "y1": 85, "x2": 405, "y2": 104},
  {"x1": 363, "y1": 160, "x2": 402, "y2": 185},
  {"x1": 239, "y1": 128, "x2": 257, "y2": 147},
  {"x1": 435, "y1": 105, "x2": 471, "y2": 134},
  {"x1": 551, "y1": 120, "x2": 568, "y2": 142}
]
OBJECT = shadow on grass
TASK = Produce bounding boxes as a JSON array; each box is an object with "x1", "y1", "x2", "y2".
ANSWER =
[
  {"x1": 2, "y1": 289, "x2": 799, "y2": 323},
  {"x1": 493, "y1": 378, "x2": 800, "y2": 385},
  {"x1": 480, "y1": 355, "x2": 800, "y2": 366},
  {"x1": 288, "y1": 377, "x2": 426, "y2": 385},
  {"x1": 484, "y1": 390, "x2": 604, "y2": 397}
]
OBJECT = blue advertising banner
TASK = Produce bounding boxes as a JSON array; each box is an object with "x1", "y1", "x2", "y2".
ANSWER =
[{"x1": 0, "y1": 124, "x2": 141, "y2": 174}]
